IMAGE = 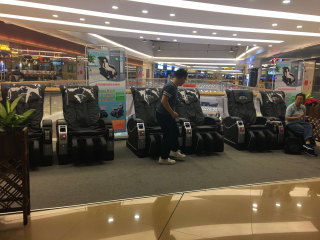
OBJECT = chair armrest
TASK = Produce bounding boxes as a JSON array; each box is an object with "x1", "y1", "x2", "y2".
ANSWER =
[
  {"x1": 42, "y1": 119, "x2": 52, "y2": 128},
  {"x1": 178, "y1": 118, "x2": 190, "y2": 124},
  {"x1": 57, "y1": 119, "x2": 67, "y2": 126},
  {"x1": 256, "y1": 116, "x2": 281, "y2": 125},
  {"x1": 223, "y1": 116, "x2": 243, "y2": 128},
  {"x1": 204, "y1": 116, "x2": 220, "y2": 125}
]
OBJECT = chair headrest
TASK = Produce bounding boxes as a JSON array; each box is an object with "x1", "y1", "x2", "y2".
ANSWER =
[
  {"x1": 132, "y1": 88, "x2": 159, "y2": 104},
  {"x1": 231, "y1": 90, "x2": 253, "y2": 104},
  {"x1": 63, "y1": 86, "x2": 97, "y2": 104},
  {"x1": 178, "y1": 89, "x2": 199, "y2": 104},
  {"x1": 6, "y1": 84, "x2": 44, "y2": 104}
]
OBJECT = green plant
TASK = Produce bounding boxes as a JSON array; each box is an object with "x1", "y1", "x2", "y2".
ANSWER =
[
  {"x1": 275, "y1": 65, "x2": 281, "y2": 73},
  {"x1": 0, "y1": 97, "x2": 36, "y2": 132},
  {"x1": 88, "y1": 54, "x2": 96, "y2": 64},
  {"x1": 305, "y1": 93, "x2": 313, "y2": 100}
]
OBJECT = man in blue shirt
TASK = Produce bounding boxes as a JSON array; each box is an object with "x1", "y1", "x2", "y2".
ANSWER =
[
  {"x1": 286, "y1": 93, "x2": 314, "y2": 150},
  {"x1": 156, "y1": 69, "x2": 188, "y2": 165}
]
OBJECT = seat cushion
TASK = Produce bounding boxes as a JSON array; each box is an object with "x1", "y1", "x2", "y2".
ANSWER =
[
  {"x1": 194, "y1": 125, "x2": 218, "y2": 131},
  {"x1": 69, "y1": 129, "x2": 106, "y2": 137},
  {"x1": 246, "y1": 125, "x2": 270, "y2": 131}
]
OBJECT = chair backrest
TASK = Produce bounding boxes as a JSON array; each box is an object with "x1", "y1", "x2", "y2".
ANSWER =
[
  {"x1": 60, "y1": 85, "x2": 100, "y2": 132},
  {"x1": 1, "y1": 84, "x2": 46, "y2": 133},
  {"x1": 176, "y1": 88, "x2": 204, "y2": 126},
  {"x1": 131, "y1": 87, "x2": 160, "y2": 127},
  {"x1": 226, "y1": 90, "x2": 256, "y2": 125},
  {"x1": 259, "y1": 91, "x2": 286, "y2": 122}
]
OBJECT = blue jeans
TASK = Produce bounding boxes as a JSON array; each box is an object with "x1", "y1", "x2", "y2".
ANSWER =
[{"x1": 287, "y1": 122, "x2": 313, "y2": 143}]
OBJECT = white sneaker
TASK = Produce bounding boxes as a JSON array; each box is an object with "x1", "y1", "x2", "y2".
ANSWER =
[
  {"x1": 158, "y1": 157, "x2": 176, "y2": 165},
  {"x1": 169, "y1": 150, "x2": 186, "y2": 158}
]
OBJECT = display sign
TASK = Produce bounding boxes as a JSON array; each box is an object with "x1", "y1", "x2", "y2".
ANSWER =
[{"x1": 88, "y1": 49, "x2": 126, "y2": 133}]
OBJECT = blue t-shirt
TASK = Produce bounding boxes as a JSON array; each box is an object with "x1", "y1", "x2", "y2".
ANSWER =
[{"x1": 156, "y1": 81, "x2": 178, "y2": 114}]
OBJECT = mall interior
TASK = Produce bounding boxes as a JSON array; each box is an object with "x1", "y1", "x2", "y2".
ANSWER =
[{"x1": 1, "y1": 0, "x2": 320, "y2": 239}]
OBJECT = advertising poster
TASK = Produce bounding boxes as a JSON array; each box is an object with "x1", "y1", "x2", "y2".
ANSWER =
[
  {"x1": 88, "y1": 49, "x2": 126, "y2": 133},
  {"x1": 276, "y1": 86, "x2": 302, "y2": 107}
]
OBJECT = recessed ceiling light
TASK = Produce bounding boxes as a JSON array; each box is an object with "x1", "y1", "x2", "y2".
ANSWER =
[
  {"x1": 53, "y1": 15, "x2": 58, "y2": 17},
  {"x1": 153, "y1": 57, "x2": 237, "y2": 60},
  {"x1": 269, "y1": 45, "x2": 273, "y2": 47},
  {"x1": 140, "y1": 36, "x2": 143, "y2": 38},
  {"x1": 158, "y1": 47, "x2": 161, "y2": 51},
  {"x1": 173, "y1": 39, "x2": 177, "y2": 41},
  {"x1": 80, "y1": 18, "x2": 85, "y2": 21},
  {"x1": 193, "y1": 31, "x2": 197, "y2": 33},
  {"x1": 105, "y1": 21, "x2": 110, "y2": 24},
  {"x1": 212, "y1": 32, "x2": 217, "y2": 35},
  {"x1": 155, "y1": 62, "x2": 236, "y2": 65},
  {"x1": 238, "y1": 43, "x2": 241, "y2": 45},
  {"x1": 297, "y1": 25, "x2": 302, "y2": 28},
  {"x1": 233, "y1": 34, "x2": 237, "y2": 36},
  {"x1": 0, "y1": 13, "x2": 283, "y2": 43},
  {"x1": 283, "y1": 0, "x2": 290, "y2": 3},
  {"x1": 143, "y1": 39, "x2": 147, "y2": 42},
  {"x1": 157, "y1": 38, "x2": 160, "y2": 40},
  {"x1": 253, "y1": 44, "x2": 257, "y2": 46},
  {"x1": 142, "y1": 10, "x2": 148, "y2": 13},
  {"x1": 112, "y1": 6, "x2": 118, "y2": 9},
  {"x1": 276, "y1": 203, "x2": 281, "y2": 206},
  {"x1": 272, "y1": 23, "x2": 278, "y2": 26},
  {"x1": 170, "y1": 13, "x2": 175, "y2": 17}
]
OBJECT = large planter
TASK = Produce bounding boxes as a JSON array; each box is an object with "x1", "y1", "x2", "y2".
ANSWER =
[
  {"x1": 0, "y1": 127, "x2": 30, "y2": 225},
  {"x1": 306, "y1": 106, "x2": 320, "y2": 119}
]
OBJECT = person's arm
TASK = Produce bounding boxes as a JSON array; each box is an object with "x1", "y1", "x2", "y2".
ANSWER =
[
  {"x1": 161, "y1": 95, "x2": 178, "y2": 119},
  {"x1": 285, "y1": 106, "x2": 304, "y2": 121}
]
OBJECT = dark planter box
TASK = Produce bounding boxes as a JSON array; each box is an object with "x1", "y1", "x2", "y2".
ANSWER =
[
  {"x1": 0, "y1": 128, "x2": 30, "y2": 225},
  {"x1": 306, "y1": 106, "x2": 320, "y2": 119}
]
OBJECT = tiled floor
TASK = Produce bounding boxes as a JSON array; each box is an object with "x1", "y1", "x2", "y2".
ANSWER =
[{"x1": 1, "y1": 178, "x2": 320, "y2": 240}]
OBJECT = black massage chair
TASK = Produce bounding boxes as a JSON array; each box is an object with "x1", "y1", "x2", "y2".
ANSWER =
[
  {"x1": 223, "y1": 90, "x2": 280, "y2": 151},
  {"x1": 127, "y1": 87, "x2": 187, "y2": 158},
  {"x1": 56, "y1": 86, "x2": 114, "y2": 164},
  {"x1": 1, "y1": 84, "x2": 53, "y2": 167},
  {"x1": 176, "y1": 88, "x2": 224, "y2": 154},
  {"x1": 258, "y1": 91, "x2": 316, "y2": 149}
]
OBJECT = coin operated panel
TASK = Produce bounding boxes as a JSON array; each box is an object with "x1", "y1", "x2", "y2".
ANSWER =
[
  {"x1": 278, "y1": 122, "x2": 284, "y2": 143},
  {"x1": 58, "y1": 125, "x2": 68, "y2": 155},
  {"x1": 137, "y1": 123, "x2": 146, "y2": 149},
  {"x1": 184, "y1": 122, "x2": 192, "y2": 147},
  {"x1": 237, "y1": 121, "x2": 245, "y2": 143}
]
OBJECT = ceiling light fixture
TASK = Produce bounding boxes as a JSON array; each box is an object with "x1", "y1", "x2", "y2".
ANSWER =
[
  {"x1": 157, "y1": 38, "x2": 160, "y2": 40},
  {"x1": 283, "y1": 0, "x2": 290, "y2": 3},
  {"x1": 297, "y1": 25, "x2": 302, "y2": 28},
  {"x1": 233, "y1": 34, "x2": 237, "y2": 36},
  {"x1": 156, "y1": 62, "x2": 236, "y2": 65},
  {"x1": 143, "y1": 39, "x2": 147, "y2": 42},
  {"x1": 142, "y1": 10, "x2": 148, "y2": 13},
  {"x1": 90, "y1": 33, "x2": 152, "y2": 58},
  {"x1": 269, "y1": 45, "x2": 273, "y2": 47},
  {"x1": 140, "y1": 36, "x2": 143, "y2": 38},
  {"x1": 173, "y1": 39, "x2": 177, "y2": 41},
  {"x1": 272, "y1": 23, "x2": 278, "y2": 26},
  {"x1": 193, "y1": 31, "x2": 197, "y2": 33},
  {"x1": 105, "y1": 21, "x2": 110, "y2": 24},
  {"x1": 1, "y1": 1, "x2": 317, "y2": 37},
  {"x1": 158, "y1": 47, "x2": 161, "y2": 51},
  {"x1": 0, "y1": 13, "x2": 283, "y2": 43},
  {"x1": 276, "y1": 203, "x2": 281, "y2": 207},
  {"x1": 170, "y1": 13, "x2": 175, "y2": 17},
  {"x1": 112, "y1": 6, "x2": 118, "y2": 9},
  {"x1": 152, "y1": 43, "x2": 155, "y2": 48},
  {"x1": 230, "y1": 47, "x2": 233, "y2": 52},
  {"x1": 212, "y1": 32, "x2": 217, "y2": 35},
  {"x1": 153, "y1": 57, "x2": 237, "y2": 60},
  {"x1": 129, "y1": 0, "x2": 320, "y2": 23},
  {"x1": 80, "y1": 18, "x2": 85, "y2": 21},
  {"x1": 238, "y1": 43, "x2": 241, "y2": 45},
  {"x1": 53, "y1": 15, "x2": 58, "y2": 17},
  {"x1": 236, "y1": 46, "x2": 259, "y2": 60},
  {"x1": 253, "y1": 44, "x2": 257, "y2": 46}
]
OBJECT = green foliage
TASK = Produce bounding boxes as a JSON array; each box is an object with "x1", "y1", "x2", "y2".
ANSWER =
[
  {"x1": 88, "y1": 54, "x2": 96, "y2": 64},
  {"x1": 275, "y1": 65, "x2": 281, "y2": 73},
  {"x1": 305, "y1": 93, "x2": 313, "y2": 100},
  {"x1": 0, "y1": 97, "x2": 36, "y2": 132}
]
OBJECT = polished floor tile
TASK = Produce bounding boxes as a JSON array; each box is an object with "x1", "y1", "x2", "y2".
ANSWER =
[{"x1": 1, "y1": 178, "x2": 320, "y2": 240}]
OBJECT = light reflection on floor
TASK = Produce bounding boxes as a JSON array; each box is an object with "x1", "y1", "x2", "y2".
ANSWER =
[{"x1": 1, "y1": 178, "x2": 320, "y2": 240}]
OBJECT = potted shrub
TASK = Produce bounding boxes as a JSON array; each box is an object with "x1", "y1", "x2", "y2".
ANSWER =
[
  {"x1": 0, "y1": 96, "x2": 35, "y2": 225},
  {"x1": 304, "y1": 94, "x2": 320, "y2": 119}
]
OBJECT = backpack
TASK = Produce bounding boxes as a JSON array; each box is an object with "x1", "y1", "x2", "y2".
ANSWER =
[{"x1": 284, "y1": 137, "x2": 301, "y2": 155}]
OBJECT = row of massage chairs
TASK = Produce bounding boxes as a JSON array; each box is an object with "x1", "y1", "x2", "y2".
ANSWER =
[
  {"x1": 127, "y1": 87, "x2": 316, "y2": 157},
  {"x1": 1, "y1": 84, "x2": 115, "y2": 168},
  {"x1": 1, "y1": 83, "x2": 314, "y2": 169}
]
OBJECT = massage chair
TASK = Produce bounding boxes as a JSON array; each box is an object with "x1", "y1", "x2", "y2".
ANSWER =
[
  {"x1": 56, "y1": 86, "x2": 114, "y2": 164},
  {"x1": 1, "y1": 84, "x2": 53, "y2": 167},
  {"x1": 127, "y1": 87, "x2": 187, "y2": 158},
  {"x1": 223, "y1": 90, "x2": 280, "y2": 151},
  {"x1": 176, "y1": 88, "x2": 224, "y2": 154}
]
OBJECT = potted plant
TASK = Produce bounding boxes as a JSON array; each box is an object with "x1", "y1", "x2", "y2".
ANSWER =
[
  {"x1": 304, "y1": 94, "x2": 320, "y2": 119},
  {"x1": 0, "y1": 96, "x2": 35, "y2": 225}
]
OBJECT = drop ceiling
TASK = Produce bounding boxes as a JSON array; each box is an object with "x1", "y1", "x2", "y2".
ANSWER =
[{"x1": 1, "y1": 0, "x2": 320, "y2": 62}]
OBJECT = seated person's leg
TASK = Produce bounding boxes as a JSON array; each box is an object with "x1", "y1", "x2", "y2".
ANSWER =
[
  {"x1": 300, "y1": 122, "x2": 314, "y2": 145},
  {"x1": 287, "y1": 122, "x2": 304, "y2": 136}
]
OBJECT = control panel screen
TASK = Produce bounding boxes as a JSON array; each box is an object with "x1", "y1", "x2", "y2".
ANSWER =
[
  {"x1": 185, "y1": 123, "x2": 190, "y2": 127},
  {"x1": 60, "y1": 126, "x2": 66, "y2": 132},
  {"x1": 238, "y1": 121, "x2": 243, "y2": 125},
  {"x1": 138, "y1": 124, "x2": 144, "y2": 129}
]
